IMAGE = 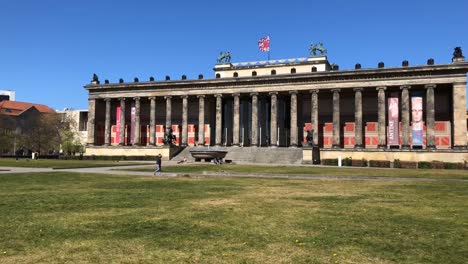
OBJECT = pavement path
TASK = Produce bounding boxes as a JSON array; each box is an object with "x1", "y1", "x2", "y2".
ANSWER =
[{"x1": 1, "y1": 163, "x2": 467, "y2": 183}]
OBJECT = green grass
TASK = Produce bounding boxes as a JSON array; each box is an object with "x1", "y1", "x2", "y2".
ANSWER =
[
  {"x1": 0, "y1": 158, "x2": 148, "y2": 169},
  {"x1": 0, "y1": 172, "x2": 467, "y2": 263},
  {"x1": 127, "y1": 164, "x2": 468, "y2": 180}
]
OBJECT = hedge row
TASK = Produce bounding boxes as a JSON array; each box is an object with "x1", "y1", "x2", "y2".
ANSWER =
[{"x1": 321, "y1": 158, "x2": 466, "y2": 170}]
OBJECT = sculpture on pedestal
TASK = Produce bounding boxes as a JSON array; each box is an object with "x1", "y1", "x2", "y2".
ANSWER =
[
  {"x1": 163, "y1": 128, "x2": 176, "y2": 145},
  {"x1": 216, "y1": 51, "x2": 231, "y2": 64},
  {"x1": 309, "y1": 43, "x2": 327, "y2": 56}
]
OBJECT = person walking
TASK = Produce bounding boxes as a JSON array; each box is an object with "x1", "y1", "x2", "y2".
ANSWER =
[{"x1": 154, "y1": 154, "x2": 162, "y2": 175}]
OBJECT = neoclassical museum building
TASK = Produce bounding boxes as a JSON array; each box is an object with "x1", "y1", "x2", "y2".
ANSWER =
[{"x1": 84, "y1": 48, "x2": 468, "y2": 163}]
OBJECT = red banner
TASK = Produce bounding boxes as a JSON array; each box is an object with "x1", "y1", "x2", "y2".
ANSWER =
[{"x1": 387, "y1": 93, "x2": 399, "y2": 145}]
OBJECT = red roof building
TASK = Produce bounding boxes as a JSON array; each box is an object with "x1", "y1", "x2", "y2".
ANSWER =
[{"x1": 0, "y1": 100, "x2": 55, "y2": 117}]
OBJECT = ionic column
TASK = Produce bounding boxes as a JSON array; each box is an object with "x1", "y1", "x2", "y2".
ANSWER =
[
  {"x1": 310, "y1": 89, "x2": 319, "y2": 146},
  {"x1": 197, "y1": 95, "x2": 205, "y2": 146},
  {"x1": 425, "y1": 84, "x2": 436, "y2": 149},
  {"x1": 149, "y1": 97, "x2": 156, "y2": 145},
  {"x1": 165, "y1": 96, "x2": 172, "y2": 132},
  {"x1": 331, "y1": 89, "x2": 341, "y2": 148},
  {"x1": 269, "y1": 92, "x2": 278, "y2": 147},
  {"x1": 401, "y1": 86, "x2": 411, "y2": 149},
  {"x1": 290, "y1": 90, "x2": 298, "y2": 147},
  {"x1": 353, "y1": 88, "x2": 363, "y2": 148},
  {"x1": 215, "y1": 94, "x2": 223, "y2": 146},
  {"x1": 86, "y1": 98, "x2": 96, "y2": 146},
  {"x1": 119, "y1": 98, "x2": 126, "y2": 145},
  {"x1": 453, "y1": 81, "x2": 467, "y2": 149},
  {"x1": 104, "y1": 98, "x2": 111, "y2": 146},
  {"x1": 133, "y1": 97, "x2": 141, "y2": 146},
  {"x1": 377, "y1": 86, "x2": 387, "y2": 149},
  {"x1": 181, "y1": 95, "x2": 188, "y2": 147},
  {"x1": 251, "y1": 93, "x2": 259, "y2": 147},
  {"x1": 232, "y1": 93, "x2": 240, "y2": 146}
]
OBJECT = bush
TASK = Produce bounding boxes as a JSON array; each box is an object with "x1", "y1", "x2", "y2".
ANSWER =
[
  {"x1": 393, "y1": 159, "x2": 401, "y2": 168},
  {"x1": 342, "y1": 157, "x2": 352, "y2": 166},
  {"x1": 399, "y1": 161, "x2": 417, "y2": 169},
  {"x1": 352, "y1": 159, "x2": 367, "y2": 167},
  {"x1": 369, "y1": 160, "x2": 391, "y2": 168},
  {"x1": 443, "y1": 162, "x2": 464, "y2": 170},
  {"x1": 321, "y1": 159, "x2": 338, "y2": 166},
  {"x1": 430, "y1": 160, "x2": 444, "y2": 169},
  {"x1": 418, "y1": 161, "x2": 431, "y2": 169}
]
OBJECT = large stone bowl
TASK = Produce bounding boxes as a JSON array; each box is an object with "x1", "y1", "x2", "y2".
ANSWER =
[{"x1": 190, "y1": 150, "x2": 228, "y2": 162}]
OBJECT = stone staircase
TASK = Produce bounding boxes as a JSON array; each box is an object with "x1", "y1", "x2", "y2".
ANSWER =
[{"x1": 171, "y1": 146, "x2": 303, "y2": 164}]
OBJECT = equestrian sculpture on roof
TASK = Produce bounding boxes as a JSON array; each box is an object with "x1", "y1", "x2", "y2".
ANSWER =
[
  {"x1": 309, "y1": 42, "x2": 327, "y2": 56},
  {"x1": 216, "y1": 51, "x2": 231, "y2": 64}
]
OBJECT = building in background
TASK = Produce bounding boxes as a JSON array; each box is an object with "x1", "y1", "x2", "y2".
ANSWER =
[
  {"x1": 0, "y1": 100, "x2": 55, "y2": 154},
  {"x1": 56, "y1": 108, "x2": 88, "y2": 147},
  {"x1": 0, "y1": 90, "x2": 16, "y2": 101}
]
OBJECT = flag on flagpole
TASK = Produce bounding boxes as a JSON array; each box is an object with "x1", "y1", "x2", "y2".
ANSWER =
[{"x1": 258, "y1": 36, "x2": 270, "y2": 52}]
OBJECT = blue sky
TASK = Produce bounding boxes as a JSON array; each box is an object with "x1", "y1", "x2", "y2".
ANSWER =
[{"x1": 1, "y1": 0, "x2": 467, "y2": 110}]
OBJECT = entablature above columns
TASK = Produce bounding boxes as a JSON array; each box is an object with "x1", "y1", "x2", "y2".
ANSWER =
[{"x1": 87, "y1": 75, "x2": 467, "y2": 100}]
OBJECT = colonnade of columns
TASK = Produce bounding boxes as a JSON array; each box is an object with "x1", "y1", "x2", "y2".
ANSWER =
[{"x1": 87, "y1": 82, "x2": 467, "y2": 149}]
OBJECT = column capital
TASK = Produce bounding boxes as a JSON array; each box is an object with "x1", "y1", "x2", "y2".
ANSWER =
[
  {"x1": 424, "y1": 84, "x2": 436, "y2": 89},
  {"x1": 164, "y1": 95, "x2": 172, "y2": 99},
  {"x1": 232, "y1": 93, "x2": 240, "y2": 97},
  {"x1": 104, "y1": 98, "x2": 111, "y2": 102},
  {"x1": 376, "y1": 86, "x2": 386, "y2": 91},
  {"x1": 400, "y1": 85, "x2": 411, "y2": 90},
  {"x1": 148, "y1": 96, "x2": 156, "y2": 100},
  {"x1": 353, "y1": 88, "x2": 363, "y2": 92},
  {"x1": 331, "y1": 89, "x2": 341, "y2": 93},
  {"x1": 119, "y1": 97, "x2": 126, "y2": 101},
  {"x1": 133, "y1": 96, "x2": 140, "y2": 101},
  {"x1": 310, "y1": 89, "x2": 319, "y2": 94},
  {"x1": 269, "y1": 92, "x2": 278, "y2": 96},
  {"x1": 181, "y1": 95, "x2": 188, "y2": 99},
  {"x1": 215, "y1": 94, "x2": 223, "y2": 98},
  {"x1": 289, "y1": 90, "x2": 298, "y2": 95},
  {"x1": 250, "y1": 92, "x2": 258, "y2": 97},
  {"x1": 196, "y1": 94, "x2": 205, "y2": 99}
]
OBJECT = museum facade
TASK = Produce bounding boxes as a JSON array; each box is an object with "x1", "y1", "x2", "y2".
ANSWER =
[{"x1": 84, "y1": 49, "x2": 468, "y2": 162}]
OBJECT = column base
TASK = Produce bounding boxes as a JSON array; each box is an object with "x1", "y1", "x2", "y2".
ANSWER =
[
  {"x1": 332, "y1": 144, "x2": 341, "y2": 149},
  {"x1": 104, "y1": 143, "x2": 110, "y2": 147},
  {"x1": 86, "y1": 143, "x2": 95, "y2": 147},
  {"x1": 426, "y1": 145, "x2": 436, "y2": 150},
  {"x1": 377, "y1": 144, "x2": 387, "y2": 149},
  {"x1": 133, "y1": 143, "x2": 140, "y2": 146},
  {"x1": 289, "y1": 144, "x2": 298, "y2": 148},
  {"x1": 118, "y1": 143, "x2": 125, "y2": 146},
  {"x1": 232, "y1": 143, "x2": 240, "y2": 147},
  {"x1": 180, "y1": 144, "x2": 188, "y2": 147},
  {"x1": 401, "y1": 144, "x2": 410, "y2": 150},
  {"x1": 453, "y1": 145, "x2": 468, "y2": 150},
  {"x1": 354, "y1": 144, "x2": 363, "y2": 149},
  {"x1": 269, "y1": 144, "x2": 278, "y2": 148}
]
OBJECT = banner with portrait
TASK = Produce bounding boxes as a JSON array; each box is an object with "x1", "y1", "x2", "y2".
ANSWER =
[
  {"x1": 387, "y1": 93, "x2": 399, "y2": 145},
  {"x1": 411, "y1": 92, "x2": 424, "y2": 146},
  {"x1": 115, "y1": 105, "x2": 121, "y2": 143},
  {"x1": 130, "y1": 106, "x2": 136, "y2": 144}
]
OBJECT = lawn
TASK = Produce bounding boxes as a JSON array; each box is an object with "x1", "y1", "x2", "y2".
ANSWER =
[
  {"x1": 126, "y1": 164, "x2": 468, "y2": 180},
  {"x1": 0, "y1": 158, "x2": 148, "y2": 169},
  {"x1": 0, "y1": 172, "x2": 466, "y2": 263}
]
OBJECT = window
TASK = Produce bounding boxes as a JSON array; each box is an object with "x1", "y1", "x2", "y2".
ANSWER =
[
  {"x1": 233, "y1": 72, "x2": 238, "y2": 77},
  {"x1": 252, "y1": 71, "x2": 257, "y2": 76},
  {"x1": 291, "y1": 68, "x2": 296, "y2": 74},
  {"x1": 271, "y1": 70, "x2": 276, "y2": 75}
]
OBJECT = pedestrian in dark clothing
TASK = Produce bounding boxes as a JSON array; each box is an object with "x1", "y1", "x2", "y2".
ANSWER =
[{"x1": 154, "y1": 154, "x2": 162, "y2": 175}]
